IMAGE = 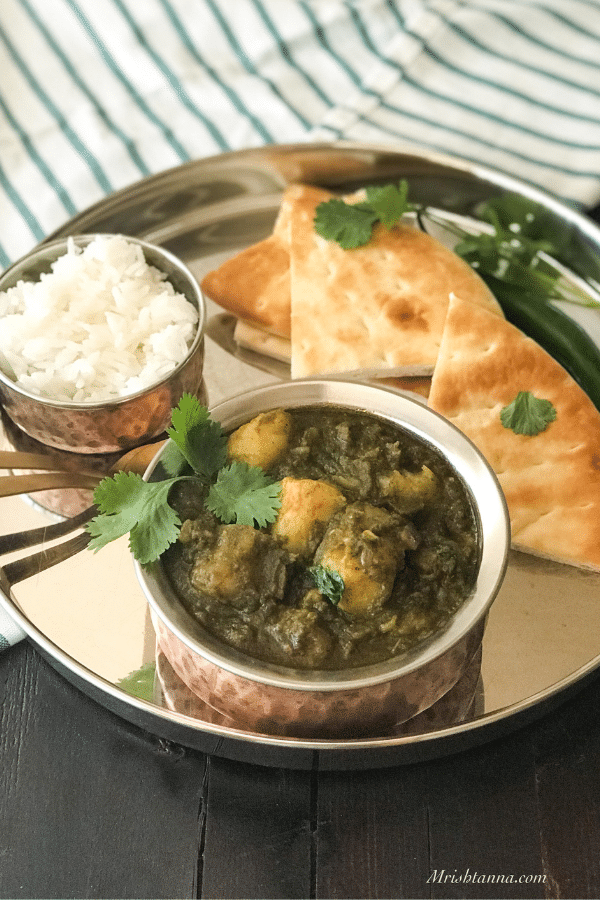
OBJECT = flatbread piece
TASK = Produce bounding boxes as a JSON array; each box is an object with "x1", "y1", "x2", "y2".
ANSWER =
[
  {"x1": 287, "y1": 183, "x2": 502, "y2": 378},
  {"x1": 200, "y1": 195, "x2": 292, "y2": 338},
  {"x1": 428, "y1": 295, "x2": 600, "y2": 572}
]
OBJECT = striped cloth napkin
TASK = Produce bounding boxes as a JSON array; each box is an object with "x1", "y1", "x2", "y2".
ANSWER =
[{"x1": 2, "y1": 0, "x2": 600, "y2": 649}]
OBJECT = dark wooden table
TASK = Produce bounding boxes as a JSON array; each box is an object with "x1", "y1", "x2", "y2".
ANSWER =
[{"x1": 2, "y1": 633, "x2": 600, "y2": 899}]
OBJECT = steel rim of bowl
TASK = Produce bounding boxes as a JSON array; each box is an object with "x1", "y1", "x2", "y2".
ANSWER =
[
  {"x1": 135, "y1": 378, "x2": 511, "y2": 693},
  {"x1": 0, "y1": 233, "x2": 206, "y2": 410}
]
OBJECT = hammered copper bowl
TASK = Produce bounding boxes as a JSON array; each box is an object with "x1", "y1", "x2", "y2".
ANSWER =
[
  {"x1": 0, "y1": 234, "x2": 206, "y2": 454},
  {"x1": 136, "y1": 379, "x2": 510, "y2": 739}
]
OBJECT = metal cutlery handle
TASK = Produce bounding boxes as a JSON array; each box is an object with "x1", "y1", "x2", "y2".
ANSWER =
[
  {"x1": 0, "y1": 472, "x2": 101, "y2": 498},
  {"x1": 3, "y1": 530, "x2": 92, "y2": 586},
  {"x1": 0, "y1": 505, "x2": 97, "y2": 556}
]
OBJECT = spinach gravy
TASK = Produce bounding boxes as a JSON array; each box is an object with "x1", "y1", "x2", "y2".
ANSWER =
[{"x1": 163, "y1": 405, "x2": 480, "y2": 670}]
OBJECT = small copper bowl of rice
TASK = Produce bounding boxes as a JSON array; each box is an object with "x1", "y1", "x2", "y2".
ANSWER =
[{"x1": 0, "y1": 234, "x2": 206, "y2": 454}]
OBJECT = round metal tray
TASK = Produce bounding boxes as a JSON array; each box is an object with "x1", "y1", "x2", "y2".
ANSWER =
[{"x1": 2, "y1": 141, "x2": 600, "y2": 770}]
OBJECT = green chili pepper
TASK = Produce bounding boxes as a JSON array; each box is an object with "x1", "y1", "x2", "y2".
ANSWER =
[{"x1": 479, "y1": 273, "x2": 600, "y2": 412}]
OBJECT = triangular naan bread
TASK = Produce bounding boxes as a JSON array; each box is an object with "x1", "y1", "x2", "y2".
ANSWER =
[
  {"x1": 201, "y1": 182, "x2": 501, "y2": 374},
  {"x1": 287, "y1": 183, "x2": 502, "y2": 379},
  {"x1": 200, "y1": 194, "x2": 292, "y2": 338},
  {"x1": 428, "y1": 295, "x2": 600, "y2": 572}
]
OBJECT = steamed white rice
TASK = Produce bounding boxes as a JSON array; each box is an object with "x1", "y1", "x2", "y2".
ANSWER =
[{"x1": 0, "y1": 235, "x2": 199, "y2": 403}]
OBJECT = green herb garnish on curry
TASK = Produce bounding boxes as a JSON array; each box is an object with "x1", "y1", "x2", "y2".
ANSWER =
[
  {"x1": 89, "y1": 397, "x2": 480, "y2": 671},
  {"x1": 87, "y1": 394, "x2": 282, "y2": 564}
]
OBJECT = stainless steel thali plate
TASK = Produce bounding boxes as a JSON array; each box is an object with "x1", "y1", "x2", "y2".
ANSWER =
[{"x1": 1, "y1": 141, "x2": 600, "y2": 770}]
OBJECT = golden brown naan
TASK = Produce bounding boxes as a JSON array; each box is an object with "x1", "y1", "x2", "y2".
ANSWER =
[
  {"x1": 200, "y1": 195, "x2": 292, "y2": 338},
  {"x1": 286, "y1": 183, "x2": 502, "y2": 378},
  {"x1": 428, "y1": 295, "x2": 600, "y2": 572}
]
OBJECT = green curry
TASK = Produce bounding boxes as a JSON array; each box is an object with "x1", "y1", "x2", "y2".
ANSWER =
[{"x1": 162, "y1": 405, "x2": 480, "y2": 670}]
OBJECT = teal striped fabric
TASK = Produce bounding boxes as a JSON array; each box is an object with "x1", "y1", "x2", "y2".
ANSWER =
[
  {"x1": 0, "y1": 602, "x2": 25, "y2": 649},
  {"x1": 2, "y1": 0, "x2": 600, "y2": 648},
  {"x1": 2, "y1": 0, "x2": 600, "y2": 273}
]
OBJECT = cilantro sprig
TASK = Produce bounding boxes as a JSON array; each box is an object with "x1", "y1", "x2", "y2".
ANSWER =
[
  {"x1": 314, "y1": 198, "x2": 378, "y2": 250},
  {"x1": 422, "y1": 194, "x2": 600, "y2": 310},
  {"x1": 500, "y1": 391, "x2": 557, "y2": 436},
  {"x1": 87, "y1": 394, "x2": 281, "y2": 564},
  {"x1": 314, "y1": 180, "x2": 418, "y2": 249}
]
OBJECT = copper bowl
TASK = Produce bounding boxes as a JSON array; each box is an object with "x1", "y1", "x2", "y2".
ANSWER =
[
  {"x1": 136, "y1": 379, "x2": 510, "y2": 739},
  {"x1": 0, "y1": 234, "x2": 206, "y2": 454}
]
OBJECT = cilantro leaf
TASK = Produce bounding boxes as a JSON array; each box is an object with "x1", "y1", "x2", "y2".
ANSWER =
[
  {"x1": 364, "y1": 181, "x2": 418, "y2": 228},
  {"x1": 205, "y1": 462, "x2": 281, "y2": 527},
  {"x1": 118, "y1": 662, "x2": 157, "y2": 701},
  {"x1": 314, "y1": 180, "x2": 417, "y2": 249},
  {"x1": 167, "y1": 393, "x2": 227, "y2": 481},
  {"x1": 87, "y1": 471, "x2": 183, "y2": 564},
  {"x1": 160, "y1": 441, "x2": 189, "y2": 477},
  {"x1": 500, "y1": 391, "x2": 557, "y2": 436},
  {"x1": 308, "y1": 565, "x2": 345, "y2": 606},
  {"x1": 314, "y1": 198, "x2": 377, "y2": 249}
]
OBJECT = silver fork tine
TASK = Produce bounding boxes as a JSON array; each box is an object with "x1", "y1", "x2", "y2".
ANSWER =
[
  {"x1": 3, "y1": 530, "x2": 93, "y2": 586},
  {"x1": 0, "y1": 505, "x2": 97, "y2": 556}
]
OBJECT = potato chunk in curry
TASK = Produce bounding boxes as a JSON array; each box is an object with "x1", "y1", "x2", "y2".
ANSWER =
[
  {"x1": 188, "y1": 523, "x2": 287, "y2": 608},
  {"x1": 227, "y1": 408, "x2": 291, "y2": 469},
  {"x1": 378, "y1": 465, "x2": 437, "y2": 514},
  {"x1": 272, "y1": 477, "x2": 346, "y2": 557},
  {"x1": 315, "y1": 502, "x2": 414, "y2": 617}
]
